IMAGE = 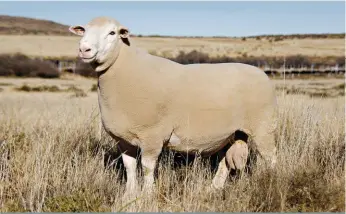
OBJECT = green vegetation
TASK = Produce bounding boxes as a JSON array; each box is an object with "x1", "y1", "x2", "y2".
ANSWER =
[
  {"x1": 16, "y1": 84, "x2": 61, "y2": 92},
  {"x1": 43, "y1": 191, "x2": 108, "y2": 212},
  {"x1": 91, "y1": 84, "x2": 98, "y2": 92},
  {"x1": 15, "y1": 84, "x2": 87, "y2": 97},
  {"x1": 0, "y1": 82, "x2": 13, "y2": 86}
]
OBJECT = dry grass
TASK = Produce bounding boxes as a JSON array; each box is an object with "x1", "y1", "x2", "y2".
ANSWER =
[
  {"x1": 0, "y1": 76, "x2": 95, "y2": 93},
  {"x1": 0, "y1": 77, "x2": 344, "y2": 212},
  {"x1": 274, "y1": 78, "x2": 345, "y2": 98},
  {"x1": 0, "y1": 35, "x2": 344, "y2": 58}
]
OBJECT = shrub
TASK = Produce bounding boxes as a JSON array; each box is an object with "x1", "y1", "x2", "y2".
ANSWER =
[
  {"x1": 167, "y1": 50, "x2": 345, "y2": 68},
  {"x1": 0, "y1": 53, "x2": 60, "y2": 78},
  {"x1": 274, "y1": 36, "x2": 284, "y2": 42},
  {"x1": 171, "y1": 50, "x2": 211, "y2": 64},
  {"x1": 70, "y1": 90, "x2": 87, "y2": 98},
  {"x1": 1, "y1": 52, "x2": 343, "y2": 79},
  {"x1": 43, "y1": 191, "x2": 107, "y2": 212},
  {"x1": 16, "y1": 84, "x2": 31, "y2": 92},
  {"x1": 16, "y1": 84, "x2": 62, "y2": 92},
  {"x1": 0, "y1": 82, "x2": 13, "y2": 86},
  {"x1": 91, "y1": 84, "x2": 98, "y2": 92},
  {"x1": 74, "y1": 60, "x2": 96, "y2": 77},
  {"x1": 285, "y1": 55, "x2": 310, "y2": 67},
  {"x1": 67, "y1": 85, "x2": 87, "y2": 98}
]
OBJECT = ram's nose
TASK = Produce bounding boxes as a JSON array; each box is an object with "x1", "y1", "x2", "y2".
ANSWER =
[
  {"x1": 79, "y1": 43, "x2": 92, "y2": 54},
  {"x1": 78, "y1": 42, "x2": 96, "y2": 60}
]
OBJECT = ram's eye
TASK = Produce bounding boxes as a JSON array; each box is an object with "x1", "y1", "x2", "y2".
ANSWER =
[{"x1": 109, "y1": 31, "x2": 115, "y2": 35}]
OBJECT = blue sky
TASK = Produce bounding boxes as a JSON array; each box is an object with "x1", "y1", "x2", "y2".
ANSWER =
[{"x1": 0, "y1": 1, "x2": 344, "y2": 37}]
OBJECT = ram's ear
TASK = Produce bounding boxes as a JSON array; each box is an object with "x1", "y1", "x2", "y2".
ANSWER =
[
  {"x1": 69, "y1": 25, "x2": 85, "y2": 36},
  {"x1": 119, "y1": 26, "x2": 129, "y2": 38}
]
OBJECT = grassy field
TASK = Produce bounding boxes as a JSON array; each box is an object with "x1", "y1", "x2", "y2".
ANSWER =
[
  {"x1": 0, "y1": 76, "x2": 344, "y2": 212},
  {"x1": 0, "y1": 35, "x2": 344, "y2": 58}
]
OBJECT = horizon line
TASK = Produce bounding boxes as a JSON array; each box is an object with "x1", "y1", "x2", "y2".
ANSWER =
[{"x1": 1, "y1": 14, "x2": 345, "y2": 38}]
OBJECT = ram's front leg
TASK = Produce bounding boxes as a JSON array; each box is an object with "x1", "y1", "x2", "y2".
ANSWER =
[
  {"x1": 122, "y1": 153, "x2": 139, "y2": 196},
  {"x1": 117, "y1": 143, "x2": 140, "y2": 201},
  {"x1": 139, "y1": 135, "x2": 163, "y2": 195},
  {"x1": 141, "y1": 149, "x2": 162, "y2": 194}
]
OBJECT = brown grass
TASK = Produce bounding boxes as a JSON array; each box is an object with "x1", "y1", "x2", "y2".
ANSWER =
[
  {"x1": 0, "y1": 35, "x2": 344, "y2": 59},
  {"x1": 0, "y1": 76, "x2": 95, "y2": 93},
  {"x1": 0, "y1": 77, "x2": 344, "y2": 212}
]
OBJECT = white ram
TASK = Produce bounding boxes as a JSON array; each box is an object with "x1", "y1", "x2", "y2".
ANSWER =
[{"x1": 69, "y1": 16, "x2": 277, "y2": 198}]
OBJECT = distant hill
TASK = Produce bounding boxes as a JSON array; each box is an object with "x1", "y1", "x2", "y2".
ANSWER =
[
  {"x1": 0, "y1": 15, "x2": 73, "y2": 36},
  {"x1": 140, "y1": 33, "x2": 345, "y2": 40},
  {"x1": 244, "y1": 33, "x2": 345, "y2": 40}
]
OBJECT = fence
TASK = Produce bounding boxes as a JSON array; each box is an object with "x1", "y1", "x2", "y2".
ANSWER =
[{"x1": 46, "y1": 58, "x2": 346, "y2": 77}]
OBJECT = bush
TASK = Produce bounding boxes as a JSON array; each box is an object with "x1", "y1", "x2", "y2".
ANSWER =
[
  {"x1": 0, "y1": 53, "x2": 60, "y2": 78},
  {"x1": 74, "y1": 60, "x2": 96, "y2": 77},
  {"x1": 172, "y1": 50, "x2": 211, "y2": 64},
  {"x1": 70, "y1": 90, "x2": 87, "y2": 98},
  {"x1": 90, "y1": 84, "x2": 98, "y2": 92},
  {"x1": 67, "y1": 85, "x2": 87, "y2": 98},
  {"x1": 247, "y1": 33, "x2": 345, "y2": 40},
  {"x1": 16, "y1": 84, "x2": 62, "y2": 92},
  {"x1": 167, "y1": 50, "x2": 345, "y2": 68},
  {"x1": 285, "y1": 55, "x2": 310, "y2": 67},
  {"x1": 43, "y1": 191, "x2": 107, "y2": 212},
  {"x1": 1, "y1": 52, "x2": 343, "y2": 79},
  {"x1": 274, "y1": 36, "x2": 284, "y2": 42}
]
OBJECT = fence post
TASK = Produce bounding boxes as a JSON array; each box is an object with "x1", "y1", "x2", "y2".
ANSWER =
[
  {"x1": 72, "y1": 62, "x2": 76, "y2": 74},
  {"x1": 58, "y1": 60, "x2": 62, "y2": 73}
]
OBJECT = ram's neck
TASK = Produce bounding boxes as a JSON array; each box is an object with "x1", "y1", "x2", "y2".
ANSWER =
[
  {"x1": 92, "y1": 42, "x2": 125, "y2": 73},
  {"x1": 96, "y1": 44, "x2": 175, "y2": 139},
  {"x1": 97, "y1": 44, "x2": 131, "y2": 98},
  {"x1": 96, "y1": 43, "x2": 163, "y2": 110}
]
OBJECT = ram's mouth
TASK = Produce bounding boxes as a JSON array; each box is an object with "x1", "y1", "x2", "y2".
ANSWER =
[{"x1": 80, "y1": 54, "x2": 97, "y2": 63}]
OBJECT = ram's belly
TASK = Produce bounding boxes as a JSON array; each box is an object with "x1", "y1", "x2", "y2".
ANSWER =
[{"x1": 165, "y1": 132, "x2": 231, "y2": 156}]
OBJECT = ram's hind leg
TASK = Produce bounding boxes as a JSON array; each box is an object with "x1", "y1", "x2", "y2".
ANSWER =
[
  {"x1": 253, "y1": 105, "x2": 278, "y2": 169},
  {"x1": 211, "y1": 151, "x2": 229, "y2": 190},
  {"x1": 253, "y1": 130, "x2": 277, "y2": 169}
]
